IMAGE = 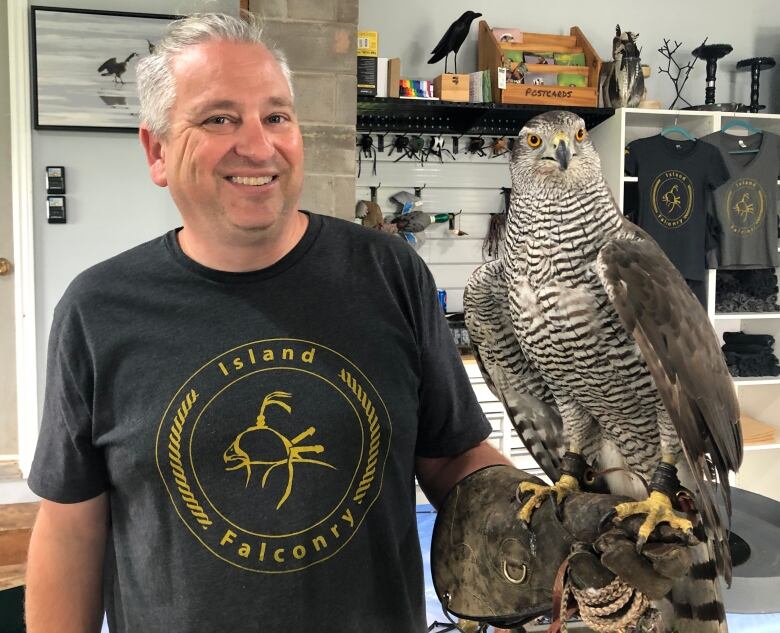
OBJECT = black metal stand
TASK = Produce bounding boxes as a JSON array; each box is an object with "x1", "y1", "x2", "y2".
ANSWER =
[
  {"x1": 737, "y1": 56, "x2": 776, "y2": 113},
  {"x1": 685, "y1": 43, "x2": 746, "y2": 111}
]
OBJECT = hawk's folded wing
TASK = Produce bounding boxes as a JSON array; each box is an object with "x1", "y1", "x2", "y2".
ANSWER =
[
  {"x1": 464, "y1": 259, "x2": 565, "y2": 481},
  {"x1": 597, "y1": 228, "x2": 742, "y2": 582}
]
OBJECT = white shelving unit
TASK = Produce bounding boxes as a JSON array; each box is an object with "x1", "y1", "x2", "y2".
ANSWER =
[{"x1": 590, "y1": 107, "x2": 780, "y2": 501}]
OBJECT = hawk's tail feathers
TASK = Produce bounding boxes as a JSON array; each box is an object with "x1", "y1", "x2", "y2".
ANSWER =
[{"x1": 658, "y1": 538, "x2": 727, "y2": 632}]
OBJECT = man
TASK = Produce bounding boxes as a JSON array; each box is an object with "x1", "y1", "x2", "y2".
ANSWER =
[{"x1": 25, "y1": 13, "x2": 508, "y2": 633}]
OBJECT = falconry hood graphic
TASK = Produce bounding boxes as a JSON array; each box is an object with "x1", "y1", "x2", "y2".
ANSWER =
[
  {"x1": 650, "y1": 170, "x2": 694, "y2": 229},
  {"x1": 726, "y1": 178, "x2": 766, "y2": 236},
  {"x1": 157, "y1": 339, "x2": 391, "y2": 573}
]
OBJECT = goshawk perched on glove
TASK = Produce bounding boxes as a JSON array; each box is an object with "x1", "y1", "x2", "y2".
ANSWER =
[{"x1": 464, "y1": 110, "x2": 742, "y2": 632}]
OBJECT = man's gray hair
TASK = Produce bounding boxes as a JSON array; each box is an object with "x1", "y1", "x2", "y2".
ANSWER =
[{"x1": 136, "y1": 12, "x2": 294, "y2": 137}]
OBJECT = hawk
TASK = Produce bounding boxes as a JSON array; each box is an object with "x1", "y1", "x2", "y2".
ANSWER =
[{"x1": 464, "y1": 110, "x2": 742, "y2": 631}]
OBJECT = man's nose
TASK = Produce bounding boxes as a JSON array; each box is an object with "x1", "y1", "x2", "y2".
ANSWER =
[{"x1": 234, "y1": 118, "x2": 275, "y2": 161}]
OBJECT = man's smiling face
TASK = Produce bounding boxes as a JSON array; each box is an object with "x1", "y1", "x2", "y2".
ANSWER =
[{"x1": 146, "y1": 39, "x2": 304, "y2": 244}]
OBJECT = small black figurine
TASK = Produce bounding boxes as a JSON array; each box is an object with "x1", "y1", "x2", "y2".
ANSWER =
[{"x1": 427, "y1": 11, "x2": 482, "y2": 74}]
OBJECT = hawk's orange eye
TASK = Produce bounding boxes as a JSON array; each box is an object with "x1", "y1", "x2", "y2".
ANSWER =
[
  {"x1": 575, "y1": 128, "x2": 586, "y2": 142},
  {"x1": 527, "y1": 134, "x2": 542, "y2": 148}
]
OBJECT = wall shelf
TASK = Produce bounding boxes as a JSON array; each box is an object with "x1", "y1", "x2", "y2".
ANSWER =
[
  {"x1": 733, "y1": 377, "x2": 780, "y2": 386},
  {"x1": 357, "y1": 96, "x2": 614, "y2": 136},
  {"x1": 714, "y1": 313, "x2": 780, "y2": 320}
]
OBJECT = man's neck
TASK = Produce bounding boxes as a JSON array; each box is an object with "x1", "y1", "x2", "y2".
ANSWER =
[{"x1": 177, "y1": 211, "x2": 309, "y2": 272}]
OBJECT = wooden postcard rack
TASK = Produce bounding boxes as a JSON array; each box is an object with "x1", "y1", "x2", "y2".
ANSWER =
[{"x1": 478, "y1": 20, "x2": 602, "y2": 107}]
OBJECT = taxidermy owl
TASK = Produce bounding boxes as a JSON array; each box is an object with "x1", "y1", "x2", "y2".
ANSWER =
[{"x1": 602, "y1": 25, "x2": 645, "y2": 108}]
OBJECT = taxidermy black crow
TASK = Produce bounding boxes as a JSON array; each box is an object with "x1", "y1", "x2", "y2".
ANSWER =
[
  {"x1": 428, "y1": 10, "x2": 482, "y2": 74},
  {"x1": 97, "y1": 52, "x2": 138, "y2": 84}
]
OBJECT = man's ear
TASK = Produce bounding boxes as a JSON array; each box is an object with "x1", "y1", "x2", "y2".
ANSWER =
[{"x1": 139, "y1": 124, "x2": 168, "y2": 187}]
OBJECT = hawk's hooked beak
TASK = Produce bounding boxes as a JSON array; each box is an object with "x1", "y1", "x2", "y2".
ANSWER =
[{"x1": 552, "y1": 131, "x2": 571, "y2": 170}]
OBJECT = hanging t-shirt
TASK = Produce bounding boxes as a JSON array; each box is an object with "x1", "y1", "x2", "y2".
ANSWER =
[
  {"x1": 701, "y1": 130, "x2": 780, "y2": 269},
  {"x1": 625, "y1": 134, "x2": 730, "y2": 281}
]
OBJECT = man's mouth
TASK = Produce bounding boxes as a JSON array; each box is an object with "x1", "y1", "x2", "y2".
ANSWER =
[{"x1": 228, "y1": 175, "x2": 276, "y2": 186}]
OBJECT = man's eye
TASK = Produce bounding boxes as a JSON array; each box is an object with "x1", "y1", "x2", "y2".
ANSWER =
[
  {"x1": 266, "y1": 114, "x2": 286, "y2": 124},
  {"x1": 205, "y1": 116, "x2": 230, "y2": 125}
]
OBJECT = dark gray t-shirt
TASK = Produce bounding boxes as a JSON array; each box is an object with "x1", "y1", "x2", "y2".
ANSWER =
[
  {"x1": 624, "y1": 134, "x2": 729, "y2": 281},
  {"x1": 28, "y1": 212, "x2": 491, "y2": 633},
  {"x1": 701, "y1": 130, "x2": 780, "y2": 269}
]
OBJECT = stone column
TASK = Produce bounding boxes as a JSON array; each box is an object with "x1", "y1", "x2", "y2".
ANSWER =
[{"x1": 249, "y1": 0, "x2": 357, "y2": 220}]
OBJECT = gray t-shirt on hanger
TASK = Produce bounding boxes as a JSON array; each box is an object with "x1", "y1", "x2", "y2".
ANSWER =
[{"x1": 701, "y1": 130, "x2": 780, "y2": 269}]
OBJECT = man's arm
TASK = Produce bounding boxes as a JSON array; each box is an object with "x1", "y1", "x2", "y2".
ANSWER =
[
  {"x1": 26, "y1": 493, "x2": 109, "y2": 633},
  {"x1": 415, "y1": 440, "x2": 512, "y2": 509}
]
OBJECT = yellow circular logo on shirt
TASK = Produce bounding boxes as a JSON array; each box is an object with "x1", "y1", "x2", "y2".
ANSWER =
[
  {"x1": 650, "y1": 170, "x2": 694, "y2": 229},
  {"x1": 156, "y1": 339, "x2": 390, "y2": 573},
  {"x1": 726, "y1": 178, "x2": 766, "y2": 236}
]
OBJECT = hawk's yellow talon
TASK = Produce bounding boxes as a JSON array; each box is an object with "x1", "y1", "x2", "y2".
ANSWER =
[
  {"x1": 456, "y1": 618, "x2": 481, "y2": 633},
  {"x1": 613, "y1": 490, "x2": 693, "y2": 551},
  {"x1": 517, "y1": 474, "x2": 579, "y2": 523}
]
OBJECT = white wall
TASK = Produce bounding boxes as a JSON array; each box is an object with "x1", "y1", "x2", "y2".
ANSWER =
[
  {"x1": 28, "y1": 0, "x2": 236, "y2": 414},
  {"x1": 359, "y1": 0, "x2": 780, "y2": 113}
]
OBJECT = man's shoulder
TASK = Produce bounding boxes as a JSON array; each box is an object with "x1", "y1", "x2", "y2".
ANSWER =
[{"x1": 62, "y1": 232, "x2": 171, "y2": 303}]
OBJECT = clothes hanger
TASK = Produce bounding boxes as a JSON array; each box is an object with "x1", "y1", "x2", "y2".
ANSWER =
[
  {"x1": 721, "y1": 119, "x2": 762, "y2": 134},
  {"x1": 728, "y1": 145, "x2": 760, "y2": 155},
  {"x1": 721, "y1": 120, "x2": 762, "y2": 154},
  {"x1": 660, "y1": 126, "x2": 696, "y2": 141}
]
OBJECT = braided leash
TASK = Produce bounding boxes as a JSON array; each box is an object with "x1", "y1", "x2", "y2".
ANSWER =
[
  {"x1": 547, "y1": 559, "x2": 651, "y2": 633},
  {"x1": 571, "y1": 576, "x2": 650, "y2": 632}
]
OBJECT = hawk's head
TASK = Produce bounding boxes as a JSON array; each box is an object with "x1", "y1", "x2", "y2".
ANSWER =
[{"x1": 510, "y1": 110, "x2": 602, "y2": 190}]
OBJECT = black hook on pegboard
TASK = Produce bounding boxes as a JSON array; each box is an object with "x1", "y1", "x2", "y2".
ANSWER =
[{"x1": 376, "y1": 131, "x2": 388, "y2": 153}]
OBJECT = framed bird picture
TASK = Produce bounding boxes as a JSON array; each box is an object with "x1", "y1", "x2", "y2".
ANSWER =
[{"x1": 30, "y1": 6, "x2": 181, "y2": 132}]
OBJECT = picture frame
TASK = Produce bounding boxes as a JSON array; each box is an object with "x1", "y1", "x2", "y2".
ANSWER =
[{"x1": 30, "y1": 6, "x2": 182, "y2": 132}]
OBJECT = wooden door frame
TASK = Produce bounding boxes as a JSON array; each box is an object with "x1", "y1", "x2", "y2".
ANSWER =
[{"x1": 7, "y1": 2, "x2": 39, "y2": 478}]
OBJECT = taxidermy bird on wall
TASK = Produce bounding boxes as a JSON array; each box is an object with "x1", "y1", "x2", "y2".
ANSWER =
[
  {"x1": 602, "y1": 25, "x2": 645, "y2": 107},
  {"x1": 428, "y1": 10, "x2": 482, "y2": 74},
  {"x1": 97, "y1": 52, "x2": 138, "y2": 85},
  {"x1": 464, "y1": 110, "x2": 742, "y2": 632}
]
